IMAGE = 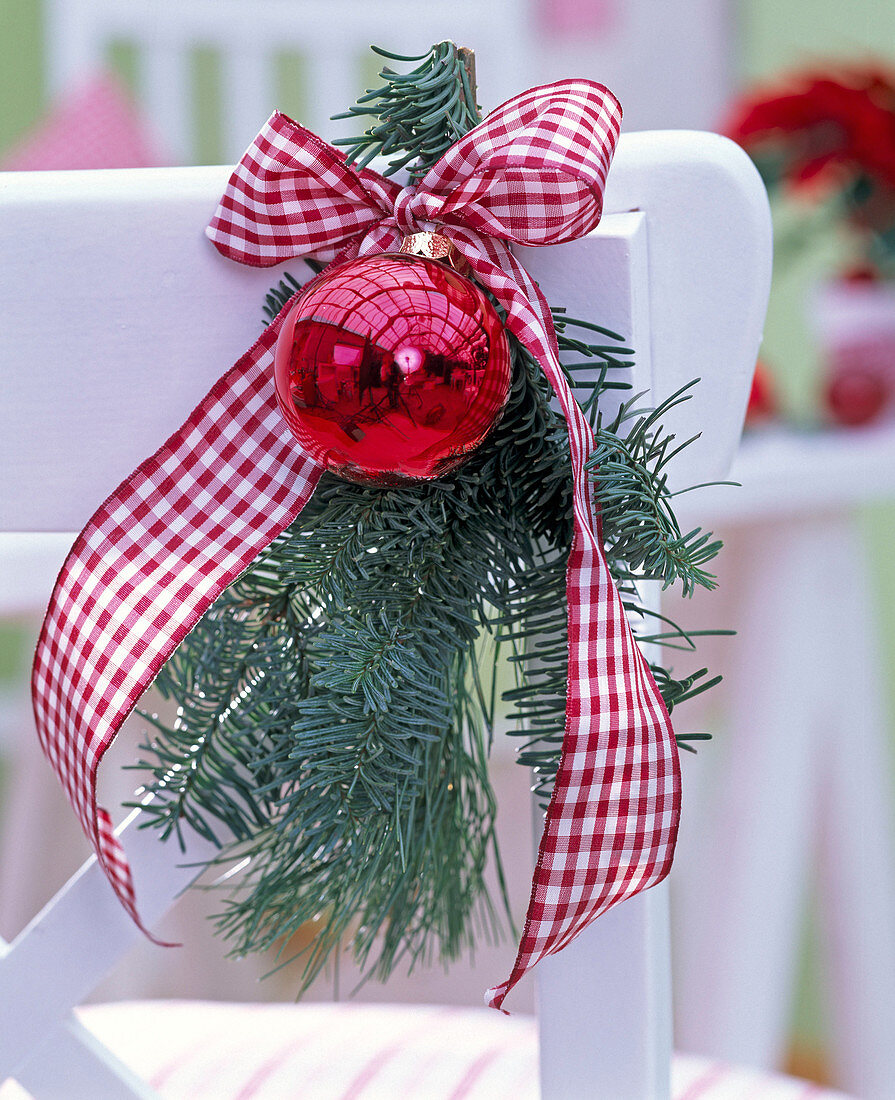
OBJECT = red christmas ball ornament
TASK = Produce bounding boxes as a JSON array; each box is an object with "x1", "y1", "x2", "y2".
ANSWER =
[
  {"x1": 823, "y1": 363, "x2": 890, "y2": 427},
  {"x1": 274, "y1": 252, "x2": 511, "y2": 484}
]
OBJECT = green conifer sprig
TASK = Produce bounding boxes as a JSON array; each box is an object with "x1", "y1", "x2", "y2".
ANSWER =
[
  {"x1": 331, "y1": 43, "x2": 480, "y2": 177},
  {"x1": 133, "y1": 41, "x2": 729, "y2": 990},
  {"x1": 589, "y1": 385, "x2": 727, "y2": 596}
]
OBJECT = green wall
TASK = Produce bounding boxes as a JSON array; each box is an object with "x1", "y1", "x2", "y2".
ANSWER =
[
  {"x1": 740, "y1": 0, "x2": 895, "y2": 84},
  {"x1": 0, "y1": 0, "x2": 44, "y2": 152}
]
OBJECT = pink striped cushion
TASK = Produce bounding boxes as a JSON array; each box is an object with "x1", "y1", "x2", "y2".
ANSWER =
[{"x1": 68, "y1": 1001, "x2": 852, "y2": 1099}]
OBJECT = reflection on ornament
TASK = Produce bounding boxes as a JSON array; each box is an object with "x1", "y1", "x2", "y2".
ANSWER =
[
  {"x1": 395, "y1": 345, "x2": 425, "y2": 375},
  {"x1": 274, "y1": 253, "x2": 511, "y2": 484}
]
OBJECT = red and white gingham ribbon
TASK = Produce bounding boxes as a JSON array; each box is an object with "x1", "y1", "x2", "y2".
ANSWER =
[{"x1": 32, "y1": 80, "x2": 680, "y2": 1009}]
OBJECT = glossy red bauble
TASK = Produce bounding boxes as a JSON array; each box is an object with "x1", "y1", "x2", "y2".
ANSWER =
[
  {"x1": 274, "y1": 254, "x2": 511, "y2": 484},
  {"x1": 824, "y1": 363, "x2": 890, "y2": 427}
]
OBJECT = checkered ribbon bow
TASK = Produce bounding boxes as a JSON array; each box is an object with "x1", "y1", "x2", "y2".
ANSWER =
[{"x1": 32, "y1": 79, "x2": 680, "y2": 1011}]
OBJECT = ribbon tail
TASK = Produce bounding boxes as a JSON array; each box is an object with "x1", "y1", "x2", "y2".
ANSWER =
[
  {"x1": 31, "y1": 307, "x2": 324, "y2": 936},
  {"x1": 449, "y1": 232, "x2": 682, "y2": 1012}
]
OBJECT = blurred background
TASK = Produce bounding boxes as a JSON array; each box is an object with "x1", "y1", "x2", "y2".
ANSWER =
[{"x1": 1, "y1": 1, "x2": 894, "y2": 1096}]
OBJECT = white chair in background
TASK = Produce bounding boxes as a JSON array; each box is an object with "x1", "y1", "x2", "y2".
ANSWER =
[
  {"x1": 669, "y1": 424, "x2": 895, "y2": 1099},
  {"x1": 0, "y1": 127, "x2": 772, "y2": 1098},
  {"x1": 44, "y1": 0, "x2": 534, "y2": 163}
]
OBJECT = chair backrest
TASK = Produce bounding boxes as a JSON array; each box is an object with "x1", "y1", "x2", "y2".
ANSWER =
[
  {"x1": 45, "y1": 0, "x2": 534, "y2": 162},
  {"x1": 0, "y1": 134, "x2": 771, "y2": 1098}
]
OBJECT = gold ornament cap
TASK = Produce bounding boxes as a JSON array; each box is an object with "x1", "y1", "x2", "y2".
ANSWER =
[{"x1": 399, "y1": 232, "x2": 471, "y2": 275}]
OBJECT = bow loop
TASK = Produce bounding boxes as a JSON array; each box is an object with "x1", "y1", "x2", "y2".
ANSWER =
[
  {"x1": 207, "y1": 112, "x2": 402, "y2": 267},
  {"x1": 411, "y1": 80, "x2": 622, "y2": 246}
]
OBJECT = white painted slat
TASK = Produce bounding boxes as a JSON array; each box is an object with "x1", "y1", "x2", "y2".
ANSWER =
[
  {"x1": 219, "y1": 49, "x2": 276, "y2": 165},
  {"x1": 141, "y1": 44, "x2": 193, "y2": 165},
  {"x1": 0, "y1": 534, "x2": 72, "y2": 614},
  {"x1": 0, "y1": 165, "x2": 297, "y2": 531},
  {"x1": 0, "y1": 169, "x2": 648, "y2": 533},
  {"x1": 519, "y1": 210, "x2": 652, "y2": 414},
  {"x1": 676, "y1": 423, "x2": 895, "y2": 525},
  {"x1": 523, "y1": 222, "x2": 670, "y2": 1099},
  {"x1": 537, "y1": 886, "x2": 673, "y2": 1100},
  {"x1": 44, "y1": 0, "x2": 106, "y2": 95},
  {"x1": 14, "y1": 1015, "x2": 159, "y2": 1099},
  {"x1": 0, "y1": 809, "x2": 217, "y2": 1083},
  {"x1": 70, "y1": 0, "x2": 169, "y2": 46},
  {"x1": 600, "y1": 131, "x2": 772, "y2": 489},
  {"x1": 297, "y1": 47, "x2": 360, "y2": 146}
]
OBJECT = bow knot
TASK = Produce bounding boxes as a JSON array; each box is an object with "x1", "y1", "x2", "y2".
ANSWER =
[{"x1": 392, "y1": 185, "x2": 435, "y2": 236}]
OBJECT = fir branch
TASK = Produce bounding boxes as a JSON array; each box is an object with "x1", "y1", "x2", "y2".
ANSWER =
[
  {"x1": 501, "y1": 321, "x2": 731, "y2": 804},
  {"x1": 135, "y1": 325, "x2": 573, "y2": 989},
  {"x1": 332, "y1": 43, "x2": 481, "y2": 178},
  {"x1": 135, "y1": 42, "x2": 732, "y2": 990},
  {"x1": 589, "y1": 383, "x2": 724, "y2": 596}
]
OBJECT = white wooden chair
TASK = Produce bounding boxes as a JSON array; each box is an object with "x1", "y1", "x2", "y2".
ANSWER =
[{"x1": 0, "y1": 129, "x2": 775, "y2": 1099}]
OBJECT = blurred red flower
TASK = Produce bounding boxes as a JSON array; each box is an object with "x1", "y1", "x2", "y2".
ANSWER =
[{"x1": 726, "y1": 66, "x2": 895, "y2": 195}]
